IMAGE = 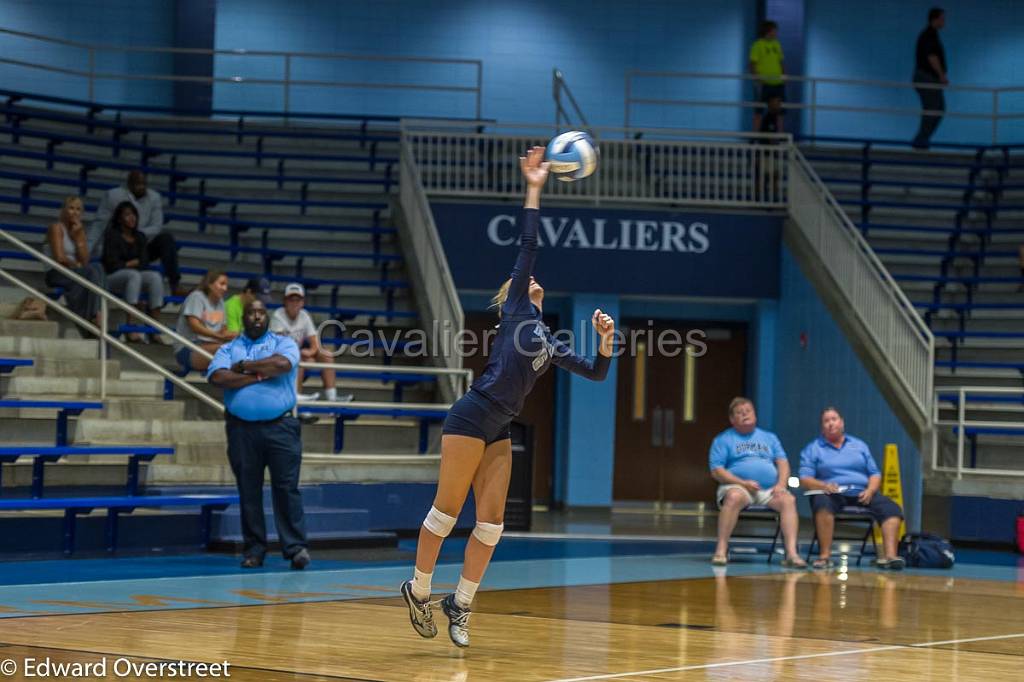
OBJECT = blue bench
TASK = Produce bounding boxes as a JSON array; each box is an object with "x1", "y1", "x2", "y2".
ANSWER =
[
  {"x1": 297, "y1": 404, "x2": 449, "y2": 453},
  {"x1": 937, "y1": 392, "x2": 1024, "y2": 404},
  {"x1": 951, "y1": 425, "x2": 1024, "y2": 468},
  {"x1": 0, "y1": 399, "x2": 103, "y2": 446},
  {"x1": 0, "y1": 493, "x2": 238, "y2": 555},
  {"x1": 303, "y1": 369, "x2": 438, "y2": 403},
  {"x1": 0, "y1": 445, "x2": 173, "y2": 498},
  {"x1": 0, "y1": 358, "x2": 32, "y2": 373},
  {"x1": 936, "y1": 360, "x2": 1024, "y2": 373}
]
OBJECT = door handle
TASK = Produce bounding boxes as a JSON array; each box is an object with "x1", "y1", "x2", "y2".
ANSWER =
[
  {"x1": 652, "y1": 406, "x2": 663, "y2": 447},
  {"x1": 663, "y1": 408, "x2": 675, "y2": 447}
]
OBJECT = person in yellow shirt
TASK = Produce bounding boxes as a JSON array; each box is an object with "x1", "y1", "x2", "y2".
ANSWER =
[{"x1": 749, "y1": 20, "x2": 785, "y2": 133}]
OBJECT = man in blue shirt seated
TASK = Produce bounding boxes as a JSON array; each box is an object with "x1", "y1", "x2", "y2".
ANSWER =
[
  {"x1": 208, "y1": 299, "x2": 311, "y2": 570},
  {"x1": 709, "y1": 397, "x2": 807, "y2": 568},
  {"x1": 799, "y1": 407, "x2": 905, "y2": 570}
]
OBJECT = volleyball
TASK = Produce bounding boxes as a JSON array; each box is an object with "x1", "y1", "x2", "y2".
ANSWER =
[{"x1": 544, "y1": 131, "x2": 598, "y2": 182}]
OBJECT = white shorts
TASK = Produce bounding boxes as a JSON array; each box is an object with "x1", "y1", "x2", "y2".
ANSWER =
[{"x1": 716, "y1": 483, "x2": 774, "y2": 508}]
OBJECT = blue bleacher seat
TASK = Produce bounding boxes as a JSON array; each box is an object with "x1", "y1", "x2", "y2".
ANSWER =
[
  {"x1": 0, "y1": 445, "x2": 173, "y2": 498},
  {"x1": 0, "y1": 493, "x2": 238, "y2": 555}
]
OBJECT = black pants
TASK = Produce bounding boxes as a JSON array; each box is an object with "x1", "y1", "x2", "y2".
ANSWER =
[
  {"x1": 147, "y1": 232, "x2": 180, "y2": 287},
  {"x1": 45, "y1": 264, "x2": 105, "y2": 321},
  {"x1": 225, "y1": 414, "x2": 307, "y2": 560},
  {"x1": 913, "y1": 70, "x2": 945, "y2": 148}
]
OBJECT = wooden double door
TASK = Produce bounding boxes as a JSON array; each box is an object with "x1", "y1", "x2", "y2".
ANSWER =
[{"x1": 613, "y1": 320, "x2": 747, "y2": 505}]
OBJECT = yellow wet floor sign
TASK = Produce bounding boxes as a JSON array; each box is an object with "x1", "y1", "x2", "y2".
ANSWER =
[{"x1": 875, "y1": 443, "x2": 906, "y2": 546}]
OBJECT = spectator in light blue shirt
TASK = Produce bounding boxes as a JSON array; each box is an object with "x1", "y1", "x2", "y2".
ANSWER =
[
  {"x1": 207, "y1": 300, "x2": 310, "y2": 571},
  {"x1": 709, "y1": 397, "x2": 806, "y2": 568},
  {"x1": 799, "y1": 407, "x2": 905, "y2": 570}
]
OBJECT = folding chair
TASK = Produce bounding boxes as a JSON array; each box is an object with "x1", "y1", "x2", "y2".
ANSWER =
[
  {"x1": 731, "y1": 505, "x2": 782, "y2": 564},
  {"x1": 806, "y1": 503, "x2": 877, "y2": 566}
]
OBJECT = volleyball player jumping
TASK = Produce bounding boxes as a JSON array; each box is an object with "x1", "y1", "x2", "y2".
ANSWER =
[{"x1": 401, "y1": 146, "x2": 616, "y2": 648}]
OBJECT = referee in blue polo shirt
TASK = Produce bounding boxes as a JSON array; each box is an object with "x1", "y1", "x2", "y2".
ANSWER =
[
  {"x1": 207, "y1": 299, "x2": 310, "y2": 570},
  {"x1": 799, "y1": 406, "x2": 904, "y2": 570}
]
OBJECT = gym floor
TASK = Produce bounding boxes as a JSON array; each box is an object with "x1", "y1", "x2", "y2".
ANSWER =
[{"x1": 0, "y1": 510, "x2": 1020, "y2": 681}]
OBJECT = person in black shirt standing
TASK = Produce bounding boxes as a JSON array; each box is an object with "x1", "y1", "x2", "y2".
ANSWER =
[{"x1": 912, "y1": 8, "x2": 948, "y2": 149}]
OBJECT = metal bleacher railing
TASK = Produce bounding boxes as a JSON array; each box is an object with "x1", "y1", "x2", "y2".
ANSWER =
[
  {"x1": 0, "y1": 27, "x2": 484, "y2": 120},
  {"x1": 624, "y1": 70, "x2": 1024, "y2": 146},
  {"x1": 788, "y1": 150, "x2": 935, "y2": 424},
  {"x1": 399, "y1": 131, "x2": 468, "y2": 403},
  {"x1": 402, "y1": 120, "x2": 791, "y2": 208},
  {"x1": 933, "y1": 387, "x2": 1024, "y2": 478},
  {"x1": 0, "y1": 226, "x2": 223, "y2": 408}
]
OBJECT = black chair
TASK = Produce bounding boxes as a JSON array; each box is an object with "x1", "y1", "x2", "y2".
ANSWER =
[
  {"x1": 731, "y1": 505, "x2": 782, "y2": 563},
  {"x1": 805, "y1": 502, "x2": 877, "y2": 566}
]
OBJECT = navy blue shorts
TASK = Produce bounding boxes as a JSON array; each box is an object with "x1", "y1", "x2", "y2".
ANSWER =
[
  {"x1": 811, "y1": 492, "x2": 903, "y2": 523},
  {"x1": 175, "y1": 346, "x2": 191, "y2": 370},
  {"x1": 442, "y1": 390, "x2": 512, "y2": 445}
]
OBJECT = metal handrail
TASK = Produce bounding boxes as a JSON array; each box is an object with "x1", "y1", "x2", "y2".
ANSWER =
[
  {"x1": 397, "y1": 132, "x2": 467, "y2": 402},
  {"x1": 625, "y1": 69, "x2": 1024, "y2": 144},
  {"x1": 0, "y1": 227, "x2": 472, "y2": 409},
  {"x1": 553, "y1": 69, "x2": 590, "y2": 132},
  {"x1": 788, "y1": 149, "x2": 934, "y2": 422},
  {"x1": 0, "y1": 26, "x2": 484, "y2": 118},
  {"x1": 932, "y1": 386, "x2": 1024, "y2": 478},
  {"x1": 0, "y1": 228, "x2": 223, "y2": 411},
  {"x1": 403, "y1": 121, "x2": 791, "y2": 207}
]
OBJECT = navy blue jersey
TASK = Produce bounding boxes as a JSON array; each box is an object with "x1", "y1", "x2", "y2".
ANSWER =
[{"x1": 471, "y1": 208, "x2": 610, "y2": 416}]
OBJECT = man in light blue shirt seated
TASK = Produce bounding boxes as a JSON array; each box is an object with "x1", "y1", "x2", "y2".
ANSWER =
[
  {"x1": 709, "y1": 397, "x2": 806, "y2": 568},
  {"x1": 208, "y1": 299, "x2": 310, "y2": 571},
  {"x1": 799, "y1": 407, "x2": 905, "y2": 570}
]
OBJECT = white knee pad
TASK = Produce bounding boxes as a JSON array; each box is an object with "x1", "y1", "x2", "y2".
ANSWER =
[
  {"x1": 422, "y1": 506, "x2": 457, "y2": 538},
  {"x1": 471, "y1": 521, "x2": 504, "y2": 547}
]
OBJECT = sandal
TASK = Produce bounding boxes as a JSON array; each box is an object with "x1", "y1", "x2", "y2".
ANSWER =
[
  {"x1": 780, "y1": 557, "x2": 809, "y2": 569},
  {"x1": 711, "y1": 555, "x2": 728, "y2": 566},
  {"x1": 812, "y1": 558, "x2": 834, "y2": 570}
]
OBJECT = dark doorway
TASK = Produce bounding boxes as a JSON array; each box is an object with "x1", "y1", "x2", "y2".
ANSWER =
[{"x1": 613, "y1": 320, "x2": 747, "y2": 505}]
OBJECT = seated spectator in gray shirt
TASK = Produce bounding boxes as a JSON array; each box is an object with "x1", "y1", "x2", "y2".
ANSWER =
[
  {"x1": 174, "y1": 270, "x2": 236, "y2": 372},
  {"x1": 91, "y1": 170, "x2": 184, "y2": 295}
]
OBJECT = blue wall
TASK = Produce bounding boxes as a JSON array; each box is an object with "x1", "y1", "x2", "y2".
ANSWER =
[
  {"x1": 0, "y1": 0, "x2": 176, "y2": 106},
  {"x1": 3, "y1": 0, "x2": 1022, "y2": 142},
  {"x1": 773, "y1": 246, "x2": 921, "y2": 530},
  {"x1": 212, "y1": 0, "x2": 754, "y2": 125},
  {"x1": 805, "y1": 0, "x2": 1024, "y2": 143}
]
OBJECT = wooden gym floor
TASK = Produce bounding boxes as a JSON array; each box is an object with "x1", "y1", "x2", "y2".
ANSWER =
[{"x1": 0, "y1": 560, "x2": 1022, "y2": 681}]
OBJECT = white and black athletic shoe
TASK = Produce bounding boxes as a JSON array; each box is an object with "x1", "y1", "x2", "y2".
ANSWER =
[
  {"x1": 440, "y1": 593, "x2": 471, "y2": 648},
  {"x1": 400, "y1": 580, "x2": 437, "y2": 638}
]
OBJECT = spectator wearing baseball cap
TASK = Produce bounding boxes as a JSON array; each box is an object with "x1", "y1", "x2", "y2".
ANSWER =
[
  {"x1": 270, "y1": 283, "x2": 350, "y2": 403},
  {"x1": 225, "y1": 277, "x2": 272, "y2": 334}
]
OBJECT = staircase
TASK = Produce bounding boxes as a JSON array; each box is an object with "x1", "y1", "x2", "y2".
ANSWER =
[
  {"x1": 803, "y1": 140, "x2": 1024, "y2": 491},
  {"x1": 0, "y1": 110, "x2": 447, "y2": 489}
]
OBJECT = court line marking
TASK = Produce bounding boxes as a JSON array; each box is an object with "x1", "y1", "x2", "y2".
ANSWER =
[{"x1": 545, "y1": 631, "x2": 1024, "y2": 682}]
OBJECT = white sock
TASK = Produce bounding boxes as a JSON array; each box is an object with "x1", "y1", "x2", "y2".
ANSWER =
[
  {"x1": 325, "y1": 387, "x2": 337, "y2": 401},
  {"x1": 454, "y1": 575, "x2": 479, "y2": 609},
  {"x1": 411, "y1": 568, "x2": 432, "y2": 601}
]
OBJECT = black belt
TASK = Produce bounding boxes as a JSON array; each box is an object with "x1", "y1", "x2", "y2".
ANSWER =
[{"x1": 225, "y1": 410, "x2": 293, "y2": 425}]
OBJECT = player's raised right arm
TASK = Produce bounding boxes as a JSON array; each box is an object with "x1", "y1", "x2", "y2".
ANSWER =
[{"x1": 505, "y1": 147, "x2": 549, "y2": 309}]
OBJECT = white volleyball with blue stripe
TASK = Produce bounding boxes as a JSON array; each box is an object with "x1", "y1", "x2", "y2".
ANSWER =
[{"x1": 544, "y1": 131, "x2": 598, "y2": 182}]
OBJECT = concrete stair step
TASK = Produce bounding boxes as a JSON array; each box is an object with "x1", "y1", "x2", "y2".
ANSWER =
[
  {"x1": 0, "y1": 319, "x2": 59, "y2": 338},
  {"x1": 11, "y1": 357, "x2": 122, "y2": 379},
  {"x1": 0, "y1": 460, "x2": 134, "y2": 489},
  {"x1": 75, "y1": 417, "x2": 224, "y2": 445},
  {"x1": 5, "y1": 375, "x2": 164, "y2": 398},
  {"x1": 145, "y1": 454, "x2": 440, "y2": 486},
  {"x1": 0, "y1": 335, "x2": 99, "y2": 360}
]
